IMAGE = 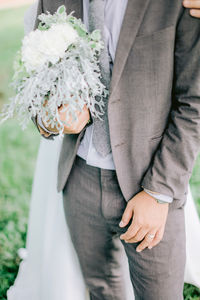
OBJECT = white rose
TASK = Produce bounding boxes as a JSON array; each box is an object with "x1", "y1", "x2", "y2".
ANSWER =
[{"x1": 22, "y1": 23, "x2": 78, "y2": 72}]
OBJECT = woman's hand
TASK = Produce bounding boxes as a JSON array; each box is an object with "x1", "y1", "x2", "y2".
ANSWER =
[
  {"x1": 42, "y1": 103, "x2": 90, "y2": 135},
  {"x1": 183, "y1": 0, "x2": 200, "y2": 18}
]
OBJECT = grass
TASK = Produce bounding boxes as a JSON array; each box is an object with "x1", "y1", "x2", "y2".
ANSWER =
[
  {"x1": 0, "y1": 6, "x2": 40, "y2": 299},
  {"x1": 190, "y1": 154, "x2": 200, "y2": 216},
  {"x1": 0, "y1": 5, "x2": 200, "y2": 300},
  {"x1": 0, "y1": 121, "x2": 39, "y2": 299},
  {"x1": 0, "y1": 6, "x2": 28, "y2": 104}
]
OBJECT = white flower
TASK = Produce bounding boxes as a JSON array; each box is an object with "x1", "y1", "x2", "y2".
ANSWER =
[
  {"x1": 0, "y1": 7, "x2": 107, "y2": 134},
  {"x1": 22, "y1": 23, "x2": 78, "y2": 71},
  {"x1": 17, "y1": 248, "x2": 28, "y2": 260}
]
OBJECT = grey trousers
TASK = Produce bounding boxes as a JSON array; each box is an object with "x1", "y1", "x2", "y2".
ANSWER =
[{"x1": 63, "y1": 155, "x2": 186, "y2": 300}]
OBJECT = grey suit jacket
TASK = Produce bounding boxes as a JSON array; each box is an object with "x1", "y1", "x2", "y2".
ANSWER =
[{"x1": 34, "y1": 0, "x2": 200, "y2": 203}]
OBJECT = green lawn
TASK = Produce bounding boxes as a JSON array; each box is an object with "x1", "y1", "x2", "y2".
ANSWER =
[
  {"x1": 0, "y1": 5, "x2": 200, "y2": 300},
  {"x1": 0, "y1": 7, "x2": 29, "y2": 105},
  {"x1": 0, "y1": 6, "x2": 40, "y2": 299}
]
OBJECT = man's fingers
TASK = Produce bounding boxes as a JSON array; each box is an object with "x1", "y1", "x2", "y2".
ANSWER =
[
  {"x1": 119, "y1": 202, "x2": 134, "y2": 228},
  {"x1": 190, "y1": 9, "x2": 200, "y2": 17},
  {"x1": 136, "y1": 229, "x2": 157, "y2": 252},
  {"x1": 76, "y1": 107, "x2": 90, "y2": 132},
  {"x1": 147, "y1": 227, "x2": 164, "y2": 249},
  {"x1": 125, "y1": 227, "x2": 149, "y2": 243},
  {"x1": 183, "y1": 0, "x2": 200, "y2": 17},
  {"x1": 38, "y1": 125, "x2": 51, "y2": 137},
  {"x1": 183, "y1": 0, "x2": 200, "y2": 9},
  {"x1": 120, "y1": 219, "x2": 141, "y2": 240},
  {"x1": 62, "y1": 105, "x2": 90, "y2": 134}
]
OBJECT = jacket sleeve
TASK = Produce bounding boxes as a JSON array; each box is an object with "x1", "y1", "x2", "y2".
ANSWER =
[
  {"x1": 31, "y1": 116, "x2": 58, "y2": 140},
  {"x1": 141, "y1": 9, "x2": 200, "y2": 200}
]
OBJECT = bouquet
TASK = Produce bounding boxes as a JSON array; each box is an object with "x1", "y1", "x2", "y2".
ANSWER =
[{"x1": 0, "y1": 5, "x2": 108, "y2": 135}]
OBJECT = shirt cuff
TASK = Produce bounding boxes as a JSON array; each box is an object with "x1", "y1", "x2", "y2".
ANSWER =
[
  {"x1": 37, "y1": 116, "x2": 56, "y2": 134},
  {"x1": 143, "y1": 188, "x2": 173, "y2": 204}
]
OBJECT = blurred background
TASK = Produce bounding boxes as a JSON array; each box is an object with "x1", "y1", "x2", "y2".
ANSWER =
[
  {"x1": 0, "y1": 1, "x2": 200, "y2": 299},
  {"x1": 0, "y1": 1, "x2": 40, "y2": 299}
]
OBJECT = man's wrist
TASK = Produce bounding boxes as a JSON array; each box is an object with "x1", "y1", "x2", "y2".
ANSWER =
[
  {"x1": 37, "y1": 116, "x2": 58, "y2": 134},
  {"x1": 143, "y1": 188, "x2": 173, "y2": 204}
]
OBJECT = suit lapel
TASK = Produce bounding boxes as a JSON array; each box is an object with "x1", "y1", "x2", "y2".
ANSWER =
[
  {"x1": 64, "y1": 0, "x2": 83, "y2": 19},
  {"x1": 63, "y1": 0, "x2": 150, "y2": 98},
  {"x1": 110, "y1": 0, "x2": 150, "y2": 97}
]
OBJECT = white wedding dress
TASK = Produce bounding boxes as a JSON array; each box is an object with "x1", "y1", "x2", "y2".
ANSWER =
[{"x1": 7, "y1": 3, "x2": 200, "y2": 299}]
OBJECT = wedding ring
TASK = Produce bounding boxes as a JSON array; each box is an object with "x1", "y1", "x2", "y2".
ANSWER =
[{"x1": 147, "y1": 234, "x2": 155, "y2": 240}]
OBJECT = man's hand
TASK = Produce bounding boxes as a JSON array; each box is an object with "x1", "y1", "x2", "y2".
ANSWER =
[
  {"x1": 183, "y1": 0, "x2": 200, "y2": 18},
  {"x1": 119, "y1": 191, "x2": 169, "y2": 252},
  {"x1": 42, "y1": 103, "x2": 90, "y2": 135}
]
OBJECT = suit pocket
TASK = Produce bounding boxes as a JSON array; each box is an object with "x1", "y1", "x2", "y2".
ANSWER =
[{"x1": 135, "y1": 25, "x2": 175, "y2": 40}]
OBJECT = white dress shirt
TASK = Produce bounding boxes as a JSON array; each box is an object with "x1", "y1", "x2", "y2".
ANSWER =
[{"x1": 77, "y1": 0, "x2": 128, "y2": 170}]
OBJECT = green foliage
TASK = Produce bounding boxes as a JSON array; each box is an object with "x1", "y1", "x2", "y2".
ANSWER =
[
  {"x1": 58, "y1": 5, "x2": 66, "y2": 15},
  {"x1": 0, "y1": 120, "x2": 40, "y2": 299},
  {"x1": 0, "y1": 7, "x2": 26, "y2": 105},
  {"x1": 1, "y1": 5, "x2": 106, "y2": 135},
  {"x1": 38, "y1": 5, "x2": 102, "y2": 44},
  {"x1": 13, "y1": 51, "x2": 28, "y2": 84},
  {"x1": 184, "y1": 283, "x2": 200, "y2": 300},
  {"x1": 38, "y1": 4, "x2": 70, "y2": 30},
  {"x1": 190, "y1": 154, "x2": 200, "y2": 216},
  {"x1": 0, "y1": 6, "x2": 40, "y2": 299}
]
